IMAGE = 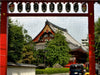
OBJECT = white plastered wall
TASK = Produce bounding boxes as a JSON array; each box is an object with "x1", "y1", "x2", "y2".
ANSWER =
[{"x1": 7, "y1": 67, "x2": 35, "y2": 75}]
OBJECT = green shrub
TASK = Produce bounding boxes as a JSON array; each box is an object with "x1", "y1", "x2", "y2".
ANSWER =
[
  {"x1": 36, "y1": 68, "x2": 69, "y2": 74},
  {"x1": 36, "y1": 69, "x2": 45, "y2": 74}
]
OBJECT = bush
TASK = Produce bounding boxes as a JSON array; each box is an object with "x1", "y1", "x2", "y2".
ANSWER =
[
  {"x1": 36, "y1": 68, "x2": 69, "y2": 74},
  {"x1": 36, "y1": 69, "x2": 45, "y2": 74}
]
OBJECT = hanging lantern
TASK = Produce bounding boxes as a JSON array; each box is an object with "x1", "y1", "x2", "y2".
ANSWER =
[
  {"x1": 17, "y1": 2, "x2": 23, "y2": 12},
  {"x1": 42, "y1": 3, "x2": 47, "y2": 12},
  {"x1": 65, "y1": 2, "x2": 71, "y2": 12},
  {"x1": 26, "y1": 2, "x2": 31, "y2": 12},
  {"x1": 49, "y1": 2, "x2": 55, "y2": 12},
  {"x1": 9, "y1": 2, "x2": 15, "y2": 12},
  {"x1": 57, "y1": 2, "x2": 63, "y2": 12},
  {"x1": 74, "y1": 3, "x2": 79, "y2": 12},
  {"x1": 34, "y1": 2, "x2": 39, "y2": 12},
  {"x1": 82, "y1": 2, "x2": 87, "y2": 12}
]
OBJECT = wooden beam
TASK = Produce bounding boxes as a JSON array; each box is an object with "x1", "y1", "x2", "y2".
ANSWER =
[
  {"x1": 7, "y1": 13, "x2": 89, "y2": 17},
  {"x1": 88, "y1": 2, "x2": 95, "y2": 75},
  {"x1": 1, "y1": 0, "x2": 98, "y2": 2},
  {"x1": 0, "y1": 1, "x2": 8, "y2": 75}
]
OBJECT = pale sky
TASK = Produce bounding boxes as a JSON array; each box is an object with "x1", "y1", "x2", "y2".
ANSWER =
[{"x1": 10, "y1": 2, "x2": 100, "y2": 43}]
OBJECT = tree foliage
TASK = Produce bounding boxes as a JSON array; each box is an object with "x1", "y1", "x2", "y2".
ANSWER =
[
  {"x1": 95, "y1": 18, "x2": 100, "y2": 60},
  {"x1": 8, "y1": 19, "x2": 24, "y2": 63},
  {"x1": 8, "y1": 19, "x2": 35, "y2": 64},
  {"x1": 45, "y1": 31, "x2": 71, "y2": 66},
  {"x1": 33, "y1": 49, "x2": 46, "y2": 65},
  {"x1": 19, "y1": 42, "x2": 36, "y2": 64}
]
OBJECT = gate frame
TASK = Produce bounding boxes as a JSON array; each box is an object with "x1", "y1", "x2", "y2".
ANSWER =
[{"x1": 0, "y1": 0, "x2": 96, "y2": 75}]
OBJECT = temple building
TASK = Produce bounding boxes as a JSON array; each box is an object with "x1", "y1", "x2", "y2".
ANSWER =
[{"x1": 33, "y1": 20, "x2": 88, "y2": 65}]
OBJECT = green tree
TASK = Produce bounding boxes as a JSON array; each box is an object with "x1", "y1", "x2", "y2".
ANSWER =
[
  {"x1": 45, "y1": 31, "x2": 71, "y2": 67},
  {"x1": 8, "y1": 19, "x2": 35, "y2": 64},
  {"x1": 33, "y1": 49, "x2": 45, "y2": 65},
  {"x1": 95, "y1": 18, "x2": 100, "y2": 60},
  {"x1": 24, "y1": 29, "x2": 32, "y2": 43},
  {"x1": 8, "y1": 19, "x2": 24, "y2": 63},
  {"x1": 18, "y1": 42, "x2": 36, "y2": 64}
]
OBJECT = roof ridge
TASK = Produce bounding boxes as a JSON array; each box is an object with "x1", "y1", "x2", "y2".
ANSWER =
[{"x1": 45, "y1": 20, "x2": 67, "y2": 32}]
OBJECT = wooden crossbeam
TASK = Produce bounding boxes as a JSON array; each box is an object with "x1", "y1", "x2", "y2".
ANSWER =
[
  {"x1": 7, "y1": 13, "x2": 89, "y2": 17},
  {"x1": 1, "y1": 0, "x2": 99, "y2": 2}
]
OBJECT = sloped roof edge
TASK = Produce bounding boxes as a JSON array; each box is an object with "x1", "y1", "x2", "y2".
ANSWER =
[
  {"x1": 32, "y1": 20, "x2": 88, "y2": 52},
  {"x1": 33, "y1": 20, "x2": 55, "y2": 42},
  {"x1": 8, "y1": 62, "x2": 37, "y2": 68},
  {"x1": 46, "y1": 20, "x2": 87, "y2": 52},
  {"x1": 46, "y1": 20, "x2": 67, "y2": 32}
]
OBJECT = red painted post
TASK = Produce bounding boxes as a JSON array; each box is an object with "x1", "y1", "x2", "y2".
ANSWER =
[
  {"x1": 0, "y1": 1, "x2": 96, "y2": 75},
  {"x1": 88, "y1": 2, "x2": 95, "y2": 75},
  {"x1": 0, "y1": 1, "x2": 8, "y2": 75}
]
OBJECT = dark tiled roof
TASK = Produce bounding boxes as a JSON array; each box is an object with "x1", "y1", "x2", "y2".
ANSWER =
[
  {"x1": 7, "y1": 62, "x2": 37, "y2": 68},
  {"x1": 45, "y1": 20, "x2": 87, "y2": 52},
  {"x1": 33, "y1": 20, "x2": 87, "y2": 52},
  {"x1": 45, "y1": 20, "x2": 67, "y2": 32}
]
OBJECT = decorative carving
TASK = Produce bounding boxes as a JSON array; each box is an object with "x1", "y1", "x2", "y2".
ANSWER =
[
  {"x1": 42, "y1": 2, "x2": 47, "y2": 12},
  {"x1": 82, "y1": 2, "x2": 87, "y2": 12},
  {"x1": 9, "y1": 2, "x2": 15, "y2": 12},
  {"x1": 57, "y1": 2, "x2": 63, "y2": 12},
  {"x1": 65, "y1": 2, "x2": 71, "y2": 12},
  {"x1": 74, "y1": 3, "x2": 79, "y2": 12},
  {"x1": 26, "y1": 2, "x2": 31, "y2": 12},
  {"x1": 49, "y1": 2, "x2": 55, "y2": 12},
  {"x1": 34, "y1": 2, "x2": 39, "y2": 12},
  {"x1": 17, "y1": 2, "x2": 23, "y2": 12}
]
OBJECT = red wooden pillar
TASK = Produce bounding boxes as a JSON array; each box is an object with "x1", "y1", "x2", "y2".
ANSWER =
[
  {"x1": 88, "y1": 2, "x2": 95, "y2": 75},
  {"x1": 0, "y1": 1, "x2": 8, "y2": 75}
]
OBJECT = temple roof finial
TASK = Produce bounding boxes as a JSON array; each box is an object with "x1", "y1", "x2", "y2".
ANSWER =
[{"x1": 45, "y1": 19, "x2": 49, "y2": 25}]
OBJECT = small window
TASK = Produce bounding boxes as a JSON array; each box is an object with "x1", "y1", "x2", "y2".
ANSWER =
[
  {"x1": 40, "y1": 39, "x2": 43, "y2": 41},
  {"x1": 50, "y1": 34, "x2": 54, "y2": 37},
  {"x1": 44, "y1": 34, "x2": 48, "y2": 37},
  {"x1": 45, "y1": 39, "x2": 48, "y2": 41}
]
